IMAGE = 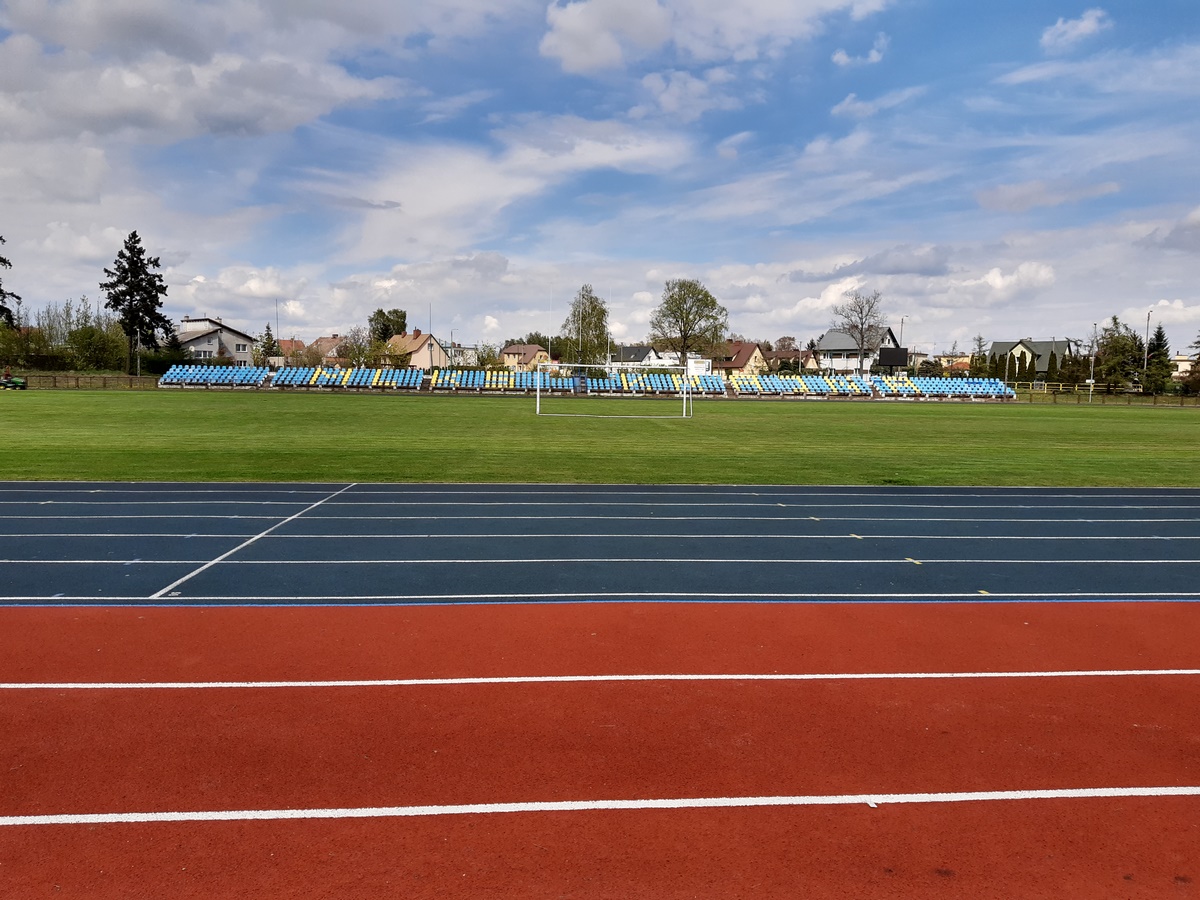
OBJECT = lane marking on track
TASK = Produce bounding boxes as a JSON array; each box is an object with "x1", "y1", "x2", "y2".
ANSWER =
[
  {"x1": 5, "y1": 591, "x2": 1200, "y2": 604},
  {"x1": 6, "y1": 558, "x2": 1199, "y2": 566},
  {"x1": 6, "y1": 515, "x2": 1199, "y2": 526},
  {"x1": 4, "y1": 669, "x2": 1199, "y2": 690},
  {"x1": 4, "y1": 786, "x2": 1199, "y2": 827},
  {"x1": 5, "y1": 533, "x2": 1200, "y2": 541},
  {"x1": 147, "y1": 485, "x2": 357, "y2": 600}
]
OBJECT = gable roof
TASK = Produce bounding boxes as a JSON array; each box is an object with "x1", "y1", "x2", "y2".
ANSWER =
[
  {"x1": 710, "y1": 340, "x2": 763, "y2": 372},
  {"x1": 613, "y1": 345, "x2": 660, "y2": 364},
  {"x1": 309, "y1": 335, "x2": 343, "y2": 357},
  {"x1": 176, "y1": 317, "x2": 256, "y2": 344},
  {"x1": 500, "y1": 343, "x2": 548, "y2": 366},
  {"x1": 988, "y1": 338, "x2": 1081, "y2": 361},
  {"x1": 817, "y1": 326, "x2": 898, "y2": 353}
]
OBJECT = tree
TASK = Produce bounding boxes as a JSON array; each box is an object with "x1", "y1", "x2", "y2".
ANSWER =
[
  {"x1": 368, "y1": 308, "x2": 407, "y2": 344},
  {"x1": 917, "y1": 359, "x2": 943, "y2": 377},
  {"x1": 830, "y1": 289, "x2": 887, "y2": 374},
  {"x1": 559, "y1": 284, "x2": 610, "y2": 366},
  {"x1": 255, "y1": 323, "x2": 281, "y2": 366},
  {"x1": 806, "y1": 337, "x2": 821, "y2": 373},
  {"x1": 100, "y1": 231, "x2": 172, "y2": 373},
  {"x1": 1144, "y1": 323, "x2": 1173, "y2": 394},
  {"x1": 0, "y1": 235, "x2": 20, "y2": 328},
  {"x1": 647, "y1": 278, "x2": 728, "y2": 373},
  {"x1": 1095, "y1": 316, "x2": 1146, "y2": 388},
  {"x1": 970, "y1": 334, "x2": 989, "y2": 377},
  {"x1": 775, "y1": 336, "x2": 798, "y2": 352},
  {"x1": 336, "y1": 326, "x2": 374, "y2": 368},
  {"x1": 1044, "y1": 350, "x2": 1059, "y2": 383}
]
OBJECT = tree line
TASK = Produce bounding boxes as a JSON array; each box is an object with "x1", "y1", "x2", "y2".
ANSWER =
[{"x1": 2, "y1": 232, "x2": 1197, "y2": 391}]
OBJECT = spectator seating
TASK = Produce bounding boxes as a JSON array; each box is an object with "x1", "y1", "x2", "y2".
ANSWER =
[{"x1": 159, "y1": 365, "x2": 270, "y2": 387}]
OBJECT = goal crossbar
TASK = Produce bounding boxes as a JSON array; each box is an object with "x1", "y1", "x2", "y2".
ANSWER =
[{"x1": 534, "y1": 362, "x2": 693, "y2": 419}]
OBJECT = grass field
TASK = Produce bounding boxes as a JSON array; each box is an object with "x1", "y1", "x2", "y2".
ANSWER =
[{"x1": 3, "y1": 389, "x2": 1198, "y2": 485}]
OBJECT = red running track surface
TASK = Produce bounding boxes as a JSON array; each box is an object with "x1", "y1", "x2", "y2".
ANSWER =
[{"x1": 2, "y1": 601, "x2": 1198, "y2": 898}]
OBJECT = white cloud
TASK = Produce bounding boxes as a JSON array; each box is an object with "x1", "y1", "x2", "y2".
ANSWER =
[
  {"x1": 1040, "y1": 9, "x2": 1112, "y2": 53},
  {"x1": 716, "y1": 131, "x2": 754, "y2": 160},
  {"x1": 539, "y1": 0, "x2": 672, "y2": 73},
  {"x1": 831, "y1": 32, "x2": 888, "y2": 67},
  {"x1": 976, "y1": 180, "x2": 1119, "y2": 213},
  {"x1": 539, "y1": 0, "x2": 891, "y2": 72},
  {"x1": 830, "y1": 85, "x2": 923, "y2": 118},
  {"x1": 633, "y1": 68, "x2": 743, "y2": 121}
]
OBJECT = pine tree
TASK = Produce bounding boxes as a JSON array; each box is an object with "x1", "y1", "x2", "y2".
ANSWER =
[
  {"x1": 100, "y1": 231, "x2": 172, "y2": 371},
  {"x1": 1045, "y1": 350, "x2": 1059, "y2": 383}
]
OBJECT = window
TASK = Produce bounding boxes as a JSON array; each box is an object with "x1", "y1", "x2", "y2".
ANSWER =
[{"x1": 235, "y1": 343, "x2": 248, "y2": 352}]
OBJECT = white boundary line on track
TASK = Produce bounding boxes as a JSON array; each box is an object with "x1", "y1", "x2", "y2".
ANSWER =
[
  {"x1": 6, "y1": 591, "x2": 1200, "y2": 602},
  {"x1": 4, "y1": 533, "x2": 1200, "y2": 541},
  {"x1": 5, "y1": 558, "x2": 1199, "y2": 566},
  {"x1": 4, "y1": 785, "x2": 1199, "y2": 827},
  {"x1": 4, "y1": 669, "x2": 1199, "y2": 690},
  {"x1": 147, "y1": 485, "x2": 357, "y2": 600}
]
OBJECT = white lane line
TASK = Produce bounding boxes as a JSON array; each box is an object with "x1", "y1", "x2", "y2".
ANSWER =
[
  {"x1": 11, "y1": 558, "x2": 1192, "y2": 566},
  {"x1": 4, "y1": 786, "x2": 1198, "y2": 827},
  {"x1": 147, "y1": 485, "x2": 358, "y2": 600},
  {"x1": 5, "y1": 533, "x2": 1200, "y2": 541},
  {"x1": 7, "y1": 515, "x2": 1198, "y2": 525},
  {"x1": 4, "y1": 669, "x2": 1199, "y2": 690},
  {"x1": 6, "y1": 591, "x2": 1200, "y2": 603}
]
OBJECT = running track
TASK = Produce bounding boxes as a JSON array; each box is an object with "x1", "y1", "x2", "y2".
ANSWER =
[{"x1": 1, "y1": 483, "x2": 1198, "y2": 897}]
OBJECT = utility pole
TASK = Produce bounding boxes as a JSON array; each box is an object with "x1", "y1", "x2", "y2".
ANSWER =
[{"x1": 1143, "y1": 309, "x2": 1151, "y2": 377}]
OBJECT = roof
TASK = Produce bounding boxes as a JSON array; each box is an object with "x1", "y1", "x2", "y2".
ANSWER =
[
  {"x1": 710, "y1": 340, "x2": 762, "y2": 371},
  {"x1": 387, "y1": 331, "x2": 434, "y2": 356},
  {"x1": 988, "y1": 338, "x2": 1080, "y2": 360},
  {"x1": 278, "y1": 339, "x2": 305, "y2": 353},
  {"x1": 817, "y1": 326, "x2": 897, "y2": 353},
  {"x1": 613, "y1": 345, "x2": 660, "y2": 364},
  {"x1": 501, "y1": 343, "x2": 548, "y2": 366},
  {"x1": 309, "y1": 335, "x2": 343, "y2": 356},
  {"x1": 176, "y1": 319, "x2": 256, "y2": 344}
]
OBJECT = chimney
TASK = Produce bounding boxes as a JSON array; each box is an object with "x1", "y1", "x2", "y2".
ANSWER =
[{"x1": 413, "y1": 328, "x2": 421, "y2": 337}]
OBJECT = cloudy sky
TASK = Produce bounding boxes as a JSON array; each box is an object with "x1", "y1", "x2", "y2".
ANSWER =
[{"x1": 1, "y1": 0, "x2": 1198, "y2": 356}]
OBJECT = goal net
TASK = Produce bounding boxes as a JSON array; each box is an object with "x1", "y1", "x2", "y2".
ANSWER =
[{"x1": 534, "y1": 362, "x2": 694, "y2": 419}]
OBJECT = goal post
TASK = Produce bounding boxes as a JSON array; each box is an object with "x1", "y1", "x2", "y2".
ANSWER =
[{"x1": 534, "y1": 362, "x2": 694, "y2": 419}]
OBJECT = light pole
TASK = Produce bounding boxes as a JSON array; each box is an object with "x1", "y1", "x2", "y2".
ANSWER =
[
  {"x1": 899, "y1": 316, "x2": 906, "y2": 348},
  {"x1": 1089, "y1": 322, "x2": 1097, "y2": 403},
  {"x1": 1143, "y1": 308, "x2": 1152, "y2": 378}
]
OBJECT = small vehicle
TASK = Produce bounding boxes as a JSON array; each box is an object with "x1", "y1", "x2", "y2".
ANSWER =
[{"x1": 0, "y1": 374, "x2": 26, "y2": 390}]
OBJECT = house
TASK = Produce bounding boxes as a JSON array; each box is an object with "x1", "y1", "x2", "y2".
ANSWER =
[
  {"x1": 988, "y1": 338, "x2": 1082, "y2": 378},
  {"x1": 610, "y1": 345, "x2": 665, "y2": 368},
  {"x1": 763, "y1": 348, "x2": 819, "y2": 373},
  {"x1": 308, "y1": 334, "x2": 344, "y2": 364},
  {"x1": 177, "y1": 316, "x2": 255, "y2": 366},
  {"x1": 387, "y1": 329, "x2": 449, "y2": 370},
  {"x1": 657, "y1": 349, "x2": 712, "y2": 376},
  {"x1": 816, "y1": 326, "x2": 900, "y2": 374},
  {"x1": 1171, "y1": 353, "x2": 1194, "y2": 381},
  {"x1": 710, "y1": 340, "x2": 768, "y2": 377},
  {"x1": 500, "y1": 343, "x2": 550, "y2": 371}
]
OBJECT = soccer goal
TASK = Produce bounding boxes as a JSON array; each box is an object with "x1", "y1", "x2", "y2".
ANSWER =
[{"x1": 534, "y1": 362, "x2": 694, "y2": 419}]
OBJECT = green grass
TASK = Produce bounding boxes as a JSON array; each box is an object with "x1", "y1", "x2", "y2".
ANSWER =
[{"x1": 3, "y1": 390, "x2": 1198, "y2": 485}]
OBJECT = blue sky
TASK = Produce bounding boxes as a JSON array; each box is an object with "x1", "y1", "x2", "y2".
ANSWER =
[{"x1": 1, "y1": 0, "x2": 1198, "y2": 356}]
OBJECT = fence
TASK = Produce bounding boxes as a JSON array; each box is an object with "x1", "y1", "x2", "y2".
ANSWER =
[{"x1": 24, "y1": 375, "x2": 160, "y2": 390}]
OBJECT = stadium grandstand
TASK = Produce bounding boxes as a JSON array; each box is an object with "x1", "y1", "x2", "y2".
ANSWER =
[{"x1": 158, "y1": 365, "x2": 1015, "y2": 400}]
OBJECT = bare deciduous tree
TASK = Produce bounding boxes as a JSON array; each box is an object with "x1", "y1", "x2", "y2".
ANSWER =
[{"x1": 830, "y1": 289, "x2": 887, "y2": 374}]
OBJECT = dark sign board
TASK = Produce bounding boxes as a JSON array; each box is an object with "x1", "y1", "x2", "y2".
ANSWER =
[{"x1": 877, "y1": 347, "x2": 909, "y2": 367}]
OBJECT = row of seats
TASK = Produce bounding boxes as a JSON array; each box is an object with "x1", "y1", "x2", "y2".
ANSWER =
[
  {"x1": 729, "y1": 373, "x2": 1015, "y2": 398},
  {"x1": 159, "y1": 365, "x2": 270, "y2": 387},
  {"x1": 160, "y1": 365, "x2": 1016, "y2": 399}
]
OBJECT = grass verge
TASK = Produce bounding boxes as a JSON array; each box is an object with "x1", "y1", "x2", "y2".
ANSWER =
[{"x1": 3, "y1": 390, "x2": 1198, "y2": 486}]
